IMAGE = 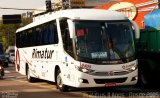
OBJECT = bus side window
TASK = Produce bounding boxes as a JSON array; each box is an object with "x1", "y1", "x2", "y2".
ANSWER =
[
  {"x1": 16, "y1": 33, "x2": 20, "y2": 48},
  {"x1": 23, "y1": 31, "x2": 28, "y2": 47},
  {"x1": 19, "y1": 32, "x2": 23, "y2": 47},
  {"x1": 35, "y1": 21, "x2": 58, "y2": 46},
  {"x1": 60, "y1": 19, "x2": 74, "y2": 57},
  {"x1": 35, "y1": 26, "x2": 42, "y2": 46},
  {"x1": 39, "y1": 27, "x2": 43, "y2": 45},
  {"x1": 47, "y1": 21, "x2": 58, "y2": 44},
  {"x1": 32, "y1": 28, "x2": 36, "y2": 46},
  {"x1": 43, "y1": 24, "x2": 49, "y2": 45},
  {"x1": 49, "y1": 23, "x2": 54, "y2": 44}
]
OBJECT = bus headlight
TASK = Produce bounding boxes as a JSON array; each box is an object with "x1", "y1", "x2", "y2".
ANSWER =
[
  {"x1": 122, "y1": 63, "x2": 137, "y2": 72},
  {"x1": 130, "y1": 66, "x2": 136, "y2": 71},
  {"x1": 75, "y1": 66, "x2": 95, "y2": 74}
]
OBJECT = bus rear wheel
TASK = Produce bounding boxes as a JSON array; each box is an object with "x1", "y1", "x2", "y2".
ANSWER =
[
  {"x1": 27, "y1": 67, "x2": 35, "y2": 82},
  {"x1": 56, "y1": 70, "x2": 69, "y2": 92}
]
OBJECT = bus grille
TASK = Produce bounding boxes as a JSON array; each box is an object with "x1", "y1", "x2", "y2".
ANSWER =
[
  {"x1": 91, "y1": 71, "x2": 129, "y2": 76},
  {"x1": 94, "y1": 77, "x2": 127, "y2": 84}
]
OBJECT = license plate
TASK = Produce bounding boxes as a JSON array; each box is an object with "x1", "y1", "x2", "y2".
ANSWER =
[{"x1": 105, "y1": 82, "x2": 116, "y2": 87}]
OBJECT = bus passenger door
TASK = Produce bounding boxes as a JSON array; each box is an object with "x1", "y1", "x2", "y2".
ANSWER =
[{"x1": 58, "y1": 18, "x2": 77, "y2": 84}]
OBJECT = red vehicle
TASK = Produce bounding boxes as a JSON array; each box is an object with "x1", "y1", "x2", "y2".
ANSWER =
[{"x1": 0, "y1": 60, "x2": 4, "y2": 79}]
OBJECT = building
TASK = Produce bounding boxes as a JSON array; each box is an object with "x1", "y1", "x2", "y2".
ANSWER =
[{"x1": 95, "y1": 0, "x2": 158, "y2": 29}]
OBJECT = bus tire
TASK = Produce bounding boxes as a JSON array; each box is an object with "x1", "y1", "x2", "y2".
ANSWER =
[
  {"x1": 56, "y1": 69, "x2": 69, "y2": 92},
  {"x1": 26, "y1": 67, "x2": 35, "y2": 82},
  {"x1": 140, "y1": 70, "x2": 148, "y2": 85},
  {"x1": 137, "y1": 61, "x2": 150, "y2": 87}
]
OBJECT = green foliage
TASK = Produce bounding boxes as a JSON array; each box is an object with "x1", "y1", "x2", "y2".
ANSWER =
[{"x1": 0, "y1": 17, "x2": 32, "y2": 50}]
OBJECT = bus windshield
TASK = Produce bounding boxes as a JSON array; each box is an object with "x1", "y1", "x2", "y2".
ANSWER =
[{"x1": 75, "y1": 21, "x2": 135, "y2": 62}]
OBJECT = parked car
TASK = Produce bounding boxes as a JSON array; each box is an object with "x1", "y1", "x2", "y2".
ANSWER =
[
  {"x1": 0, "y1": 54, "x2": 8, "y2": 67},
  {"x1": 5, "y1": 53, "x2": 10, "y2": 62},
  {"x1": 9, "y1": 53, "x2": 15, "y2": 63},
  {"x1": 5, "y1": 46, "x2": 15, "y2": 63},
  {"x1": 0, "y1": 43, "x2": 8, "y2": 67},
  {"x1": 0, "y1": 60, "x2": 4, "y2": 79}
]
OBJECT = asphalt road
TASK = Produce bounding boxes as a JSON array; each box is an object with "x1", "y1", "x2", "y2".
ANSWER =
[{"x1": 0, "y1": 64, "x2": 160, "y2": 98}]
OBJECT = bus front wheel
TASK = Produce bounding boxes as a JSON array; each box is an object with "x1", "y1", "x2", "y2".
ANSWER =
[
  {"x1": 56, "y1": 70, "x2": 69, "y2": 92},
  {"x1": 137, "y1": 61, "x2": 151, "y2": 87}
]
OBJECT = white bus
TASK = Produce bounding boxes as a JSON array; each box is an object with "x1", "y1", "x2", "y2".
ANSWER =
[{"x1": 15, "y1": 9, "x2": 140, "y2": 92}]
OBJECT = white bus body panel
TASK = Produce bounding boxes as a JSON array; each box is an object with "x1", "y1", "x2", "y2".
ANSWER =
[{"x1": 15, "y1": 9, "x2": 138, "y2": 88}]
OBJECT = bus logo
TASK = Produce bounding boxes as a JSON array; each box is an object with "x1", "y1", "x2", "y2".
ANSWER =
[
  {"x1": 106, "y1": 71, "x2": 114, "y2": 76},
  {"x1": 16, "y1": 49, "x2": 20, "y2": 71}
]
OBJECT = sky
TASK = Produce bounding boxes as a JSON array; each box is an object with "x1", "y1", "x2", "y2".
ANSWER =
[{"x1": 0, "y1": 0, "x2": 52, "y2": 17}]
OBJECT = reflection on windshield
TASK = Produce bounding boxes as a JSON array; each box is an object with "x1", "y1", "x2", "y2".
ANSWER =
[{"x1": 75, "y1": 21, "x2": 135, "y2": 62}]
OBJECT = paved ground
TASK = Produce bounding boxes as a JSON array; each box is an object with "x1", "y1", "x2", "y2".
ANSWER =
[{"x1": 1, "y1": 64, "x2": 160, "y2": 98}]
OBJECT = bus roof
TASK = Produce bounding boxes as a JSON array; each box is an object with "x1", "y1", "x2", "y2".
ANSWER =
[{"x1": 16, "y1": 9, "x2": 128, "y2": 33}]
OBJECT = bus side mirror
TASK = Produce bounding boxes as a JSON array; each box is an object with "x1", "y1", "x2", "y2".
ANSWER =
[
  {"x1": 130, "y1": 20, "x2": 140, "y2": 39},
  {"x1": 67, "y1": 19, "x2": 75, "y2": 38}
]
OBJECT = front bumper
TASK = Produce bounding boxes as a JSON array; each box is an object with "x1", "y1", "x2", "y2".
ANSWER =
[{"x1": 74, "y1": 69, "x2": 138, "y2": 88}]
